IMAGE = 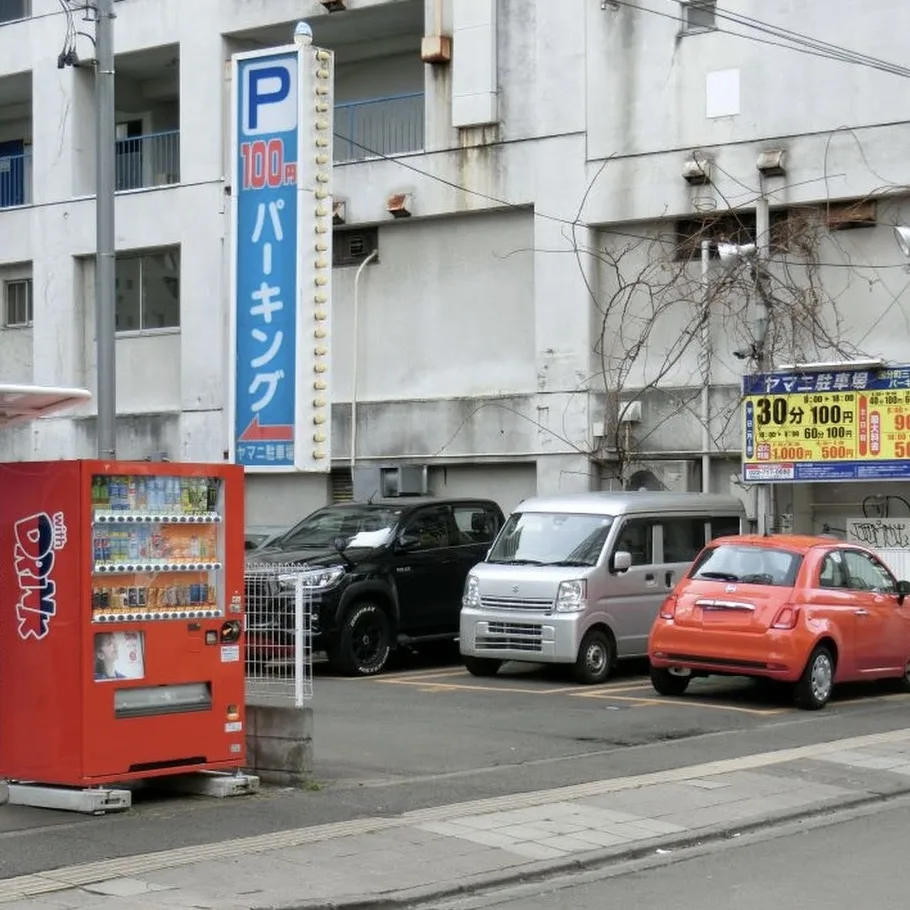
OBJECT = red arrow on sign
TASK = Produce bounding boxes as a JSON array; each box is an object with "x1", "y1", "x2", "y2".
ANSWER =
[{"x1": 239, "y1": 416, "x2": 294, "y2": 442}]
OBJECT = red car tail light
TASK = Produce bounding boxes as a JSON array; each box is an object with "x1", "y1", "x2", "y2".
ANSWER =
[
  {"x1": 659, "y1": 594, "x2": 678, "y2": 620},
  {"x1": 771, "y1": 605, "x2": 800, "y2": 630}
]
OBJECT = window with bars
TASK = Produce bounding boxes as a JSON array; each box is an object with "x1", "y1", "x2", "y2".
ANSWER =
[
  {"x1": 680, "y1": 0, "x2": 716, "y2": 33},
  {"x1": 4, "y1": 277, "x2": 32, "y2": 327},
  {"x1": 115, "y1": 247, "x2": 180, "y2": 332}
]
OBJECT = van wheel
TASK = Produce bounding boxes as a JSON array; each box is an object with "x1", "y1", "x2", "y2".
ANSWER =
[
  {"x1": 331, "y1": 603, "x2": 392, "y2": 676},
  {"x1": 650, "y1": 665, "x2": 691, "y2": 697},
  {"x1": 794, "y1": 645, "x2": 834, "y2": 710},
  {"x1": 464, "y1": 656, "x2": 501, "y2": 677},
  {"x1": 573, "y1": 630, "x2": 614, "y2": 685}
]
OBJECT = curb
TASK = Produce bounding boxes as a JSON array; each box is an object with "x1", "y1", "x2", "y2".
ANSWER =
[{"x1": 283, "y1": 786, "x2": 910, "y2": 910}]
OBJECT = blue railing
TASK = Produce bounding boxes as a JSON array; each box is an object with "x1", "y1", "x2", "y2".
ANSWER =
[
  {"x1": 334, "y1": 92, "x2": 424, "y2": 163},
  {"x1": 115, "y1": 129, "x2": 180, "y2": 192},
  {"x1": 0, "y1": 151, "x2": 30, "y2": 208}
]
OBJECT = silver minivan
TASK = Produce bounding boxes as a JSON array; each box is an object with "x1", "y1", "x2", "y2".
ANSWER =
[{"x1": 459, "y1": 492, "x2": 745, "y2": 684}]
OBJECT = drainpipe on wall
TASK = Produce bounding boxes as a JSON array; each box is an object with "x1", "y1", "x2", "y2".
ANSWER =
[
  {"x1": 755, "y1": 196, "x2": 774, "y2": 533},
  {"x1": 700, "y1": 240, "x2": 712, "y2": 493},
  {"x1": 350, "y1": 249, "x2": 379, "y2": 477}
]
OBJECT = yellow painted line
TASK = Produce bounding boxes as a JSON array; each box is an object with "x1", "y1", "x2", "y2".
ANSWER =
[
  {"x1": 374, "y1": 676, "x2": 659, "y2": 698},
  {"x1": 332, "y1": 667, "x2": 469, "y2": 683},
  {"x1": 570, "y1": 690, "x2": 788, "y2": 716}
]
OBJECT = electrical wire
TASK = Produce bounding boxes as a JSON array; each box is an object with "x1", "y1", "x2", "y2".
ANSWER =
[
  {"x1": 682, "y1": 1, "x2": 910, "y2": 80},
  {"x1": 334, "y1": 133, "x2": 910, "y2": 272},
  {"x1": 618, "y1": 0, "x2": 910, "y2": 80}
]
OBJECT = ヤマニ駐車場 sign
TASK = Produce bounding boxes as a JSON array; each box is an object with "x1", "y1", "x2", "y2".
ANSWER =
[{"x1": 742, "y1": 366, "x2": 910, "y2": 482}]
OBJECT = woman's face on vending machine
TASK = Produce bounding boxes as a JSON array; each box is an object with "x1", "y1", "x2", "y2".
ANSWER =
[{"x1": 98, "y1": 634, "x2": 118, "y2": 670}]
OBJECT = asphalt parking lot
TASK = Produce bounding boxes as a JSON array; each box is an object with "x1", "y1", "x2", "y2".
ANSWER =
[{"x1": 311, "y1": 651, "x2": 910, "y2": 790}]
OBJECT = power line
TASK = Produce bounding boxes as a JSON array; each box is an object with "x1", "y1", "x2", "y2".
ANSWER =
[
  {"x1": 691, "y1": 2, "x2": 910, "y2": 79},
  {"x1": 335, "y1": 134, "x2": 909, "y2": 271},
  {"x1": 612, "y1": 0, "x2": 910, "y2": 80}
]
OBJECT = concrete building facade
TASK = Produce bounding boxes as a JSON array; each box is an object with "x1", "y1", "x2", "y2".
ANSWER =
[{"x1": 2, "y1": 0, "x2": 910, "y2": 533}]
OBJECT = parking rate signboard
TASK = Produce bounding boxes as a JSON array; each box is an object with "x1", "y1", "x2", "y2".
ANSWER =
[
  {"x1": 742, "y1": 365, "x2": 910, "y2": 482},
  {"x1": 230, "y1": 44, "x2": 335, "y2": 473}
]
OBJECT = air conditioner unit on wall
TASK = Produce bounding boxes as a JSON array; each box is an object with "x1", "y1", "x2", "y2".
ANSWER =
[
  {"x1": 352, "y1": 464, "x2": 428, "y2": 501},
  {"x1": 625, "y1": 460, "x2": 699, "y2": 493}
]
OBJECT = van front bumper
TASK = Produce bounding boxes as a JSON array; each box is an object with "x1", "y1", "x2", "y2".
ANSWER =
[{"x1": 459, "y1": 607, "x2": 583, "y2": 663}]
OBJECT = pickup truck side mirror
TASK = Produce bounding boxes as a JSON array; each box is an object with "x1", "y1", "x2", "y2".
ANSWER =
[
  {"x1": 612, "y1": 550, "x2": 633, "y2": 574},
  {"x1": 897, "y1": 579, "x2": 910, "y2": 605}
]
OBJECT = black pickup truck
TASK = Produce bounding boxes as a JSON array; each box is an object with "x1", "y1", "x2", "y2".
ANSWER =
[{"x1": 245, "y1": 497, "x2": 504, "y2": 676}]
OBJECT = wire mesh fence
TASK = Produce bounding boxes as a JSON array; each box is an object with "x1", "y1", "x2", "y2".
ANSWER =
[{"x1": 244, "y1": 563, "x2": 314, "y2": 707}]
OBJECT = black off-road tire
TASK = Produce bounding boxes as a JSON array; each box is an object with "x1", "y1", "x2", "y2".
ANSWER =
[{"x1": 331, "y1": 603, "x2": 392, "y2": 676}]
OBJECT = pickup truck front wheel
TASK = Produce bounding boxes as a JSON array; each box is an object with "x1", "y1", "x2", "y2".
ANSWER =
[{"x1": 330, "y1": 603, "x2": 392, "y2": 676}]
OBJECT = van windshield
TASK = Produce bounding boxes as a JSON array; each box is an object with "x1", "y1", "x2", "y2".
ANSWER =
[
  {"x1": 487, "y1": 512, "x2": 614, "y2": 567},
  {"x1": 689, "y1": 544, "x2": 802, "y2": 587}
]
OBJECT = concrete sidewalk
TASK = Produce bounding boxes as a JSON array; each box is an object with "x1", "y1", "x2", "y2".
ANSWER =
[{"x1": 4, "y1": 727, "x2": 910, "y2": 909}]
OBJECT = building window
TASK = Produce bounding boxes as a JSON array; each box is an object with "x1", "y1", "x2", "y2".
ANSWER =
[
  {"x1": 0, "y1": 0, "x2": 30, "y2": 25},
  {"x1": 680, "y1": 0, "x2": 716, "y2": 33},
  {"x1": 115, "y1": 247, "x2": 180, "y2": 332},
  {"x1": 333, "y1": 228, "x2": 379, "y2": 268},
  {"x1": 674, "y1": 210, "x2": 791, "y2": 261},
  {"x1": 4, "y1": 277, "x2": 32, "y2": 327}
]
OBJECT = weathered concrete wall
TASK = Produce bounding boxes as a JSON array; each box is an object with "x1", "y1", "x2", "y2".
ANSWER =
[{"x1": 245, "y1": 704, "x2": 314, "y2": 787}]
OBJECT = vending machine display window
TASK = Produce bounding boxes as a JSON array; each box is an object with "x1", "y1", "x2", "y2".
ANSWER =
[{"x1": 90, "y1": 474, "x2": 225, "y2": 624}]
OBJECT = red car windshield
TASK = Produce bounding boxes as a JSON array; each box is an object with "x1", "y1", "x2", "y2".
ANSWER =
[{"x1": 689, "y1": 544, "x2": 802, "y2": 587}]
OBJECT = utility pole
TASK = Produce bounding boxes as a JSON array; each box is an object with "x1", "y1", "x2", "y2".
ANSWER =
[
  {"x1": 95, "y1": 0, "x2": 116, "y2": 458},
  {"x1": 755, "y1": 196, "x2": 772, "y2": 535}
]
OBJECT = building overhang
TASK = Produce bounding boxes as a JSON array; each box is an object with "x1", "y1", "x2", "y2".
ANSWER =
[{"x1": 0, "y1": 384, "x2": 92, "y2": 428}]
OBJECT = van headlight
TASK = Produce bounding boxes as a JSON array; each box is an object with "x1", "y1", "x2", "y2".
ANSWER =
[
  {"x1": 555, "y1": 579, "x2": 586, "y2": 612},
  {"x1": 278, "y1": 566, "x2": 345, "y2": 591},
  {"x1": 463, "y1": 574, "x2": 481, "y2": 609}
]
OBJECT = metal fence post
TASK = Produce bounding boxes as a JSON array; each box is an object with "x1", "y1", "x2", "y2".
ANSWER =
[{"x1": 294, "y1": 574, "x2": 305, "y2": 709}]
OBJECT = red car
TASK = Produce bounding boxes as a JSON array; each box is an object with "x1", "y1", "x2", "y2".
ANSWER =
[{"x1": 648, "y1": 534, "x2": 910, "y2": 710}]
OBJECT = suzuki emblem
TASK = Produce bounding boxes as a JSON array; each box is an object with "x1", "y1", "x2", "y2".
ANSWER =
[{"x1": 512, "y1": 585, "x2": 519, "y2": 594}]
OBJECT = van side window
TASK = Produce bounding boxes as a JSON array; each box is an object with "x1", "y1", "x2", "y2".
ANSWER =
[
  {"x1": 710, "y1": 516, "x2": 741, "y2": 540},
  {"x1": 661, "y1": 518, "x2": 706, "y2": 563},
  {"x1": 614, "y1": 518, "x2": 653, "y2": 566}
]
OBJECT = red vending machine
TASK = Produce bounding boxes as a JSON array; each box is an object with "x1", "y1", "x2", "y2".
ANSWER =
[{"x1": 0, "y1": 460, "x2": 246, "y2": 787}]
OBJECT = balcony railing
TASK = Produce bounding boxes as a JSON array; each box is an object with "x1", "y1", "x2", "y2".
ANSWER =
[
  {"x1": 335, "y1": 92, "x2": 424, "y2": 164},
  {"x1": 116, "y1": 129, "x2": 180, "y2": 192},
  {"x1": 0, "y1": 151, "x2": 31, "y2": 209}
]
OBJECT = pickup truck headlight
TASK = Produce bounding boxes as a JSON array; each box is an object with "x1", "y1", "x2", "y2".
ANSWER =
[
  {"x1": 554, "y1": 579, "x2": 587, "y2": 613},
  {"x1": 278, "y1": 566, "x2": 345, "y2": 591},
  {"x1": 463, "y1": 574, "x2": 480, "y2": 609}
]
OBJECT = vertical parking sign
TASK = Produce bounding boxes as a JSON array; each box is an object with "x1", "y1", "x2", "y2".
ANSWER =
[{"x1": 230, "y1": 43, "x2": 334, "y2": 472}]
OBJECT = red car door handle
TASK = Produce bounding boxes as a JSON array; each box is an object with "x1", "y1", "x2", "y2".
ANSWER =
[{"x1": 855, "y1": 608, "x2": 870, "y2": 616}]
